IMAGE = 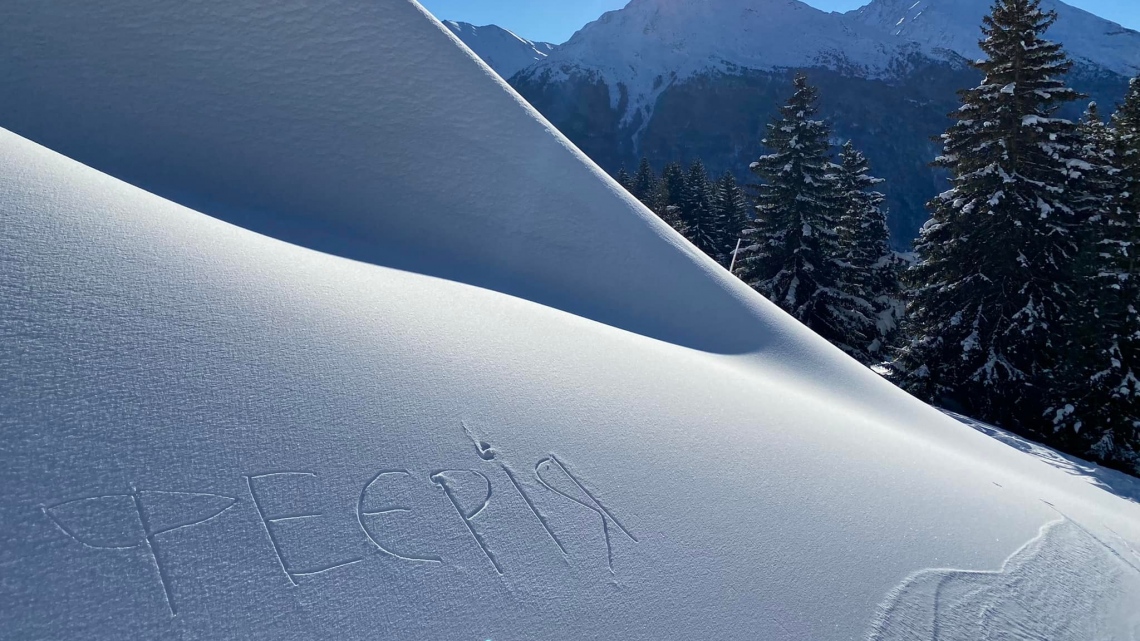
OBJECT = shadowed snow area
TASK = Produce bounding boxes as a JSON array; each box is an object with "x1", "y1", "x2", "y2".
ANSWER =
[
  {"x1": 951, "y1": 412, "x2": 1140, "y2": 505},
  {"x1": 0, "y1": 0, "x2": 769, "y2": 357},
  {"x1": 1, "y1": 1, "x2": 1140, "y2": 639}
]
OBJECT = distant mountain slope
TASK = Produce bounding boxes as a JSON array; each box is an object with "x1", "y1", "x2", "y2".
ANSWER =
[
  {"x1": 511, "y1": 0, "x2": 1135, "y2": 245},
  {"x1": 531, "y1": 0, "x2": 917, "y2": 128},
  {"x1": 851, "y1": 0, "x2": 1140, "y2": 77},
  {"x1": 443, "y1": 20, "x2": 555, "y2": 79}
]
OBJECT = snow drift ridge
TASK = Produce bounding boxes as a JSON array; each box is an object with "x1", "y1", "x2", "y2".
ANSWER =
[
  {"x1": 0, "y1": 0, "x2": 769, "y2": 356},
  {"x1": 2, "y1": 1, "x2": 1140, "y2": 639}
]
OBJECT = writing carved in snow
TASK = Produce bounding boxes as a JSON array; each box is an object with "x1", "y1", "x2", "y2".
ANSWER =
[{"x1": 39, "y1": 433, "x2": 637, "y2": 618}]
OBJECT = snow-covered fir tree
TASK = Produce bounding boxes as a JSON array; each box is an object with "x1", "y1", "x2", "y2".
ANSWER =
[
  {"x1": 615, "y1": 166, "x2": 633, "y2": 193},
  {"x1": 835, "y1": 141, "x2": 903, "y2": 364},
  {"x1": 736, "y1": 74, "x2": 863, "y2": 355},
  {"x1": 656, "y1": 161, "x2": 686, "y2": 231},
  {"x1": 1057, "y1": 85, "x2": 1140, "y2": 472},
  {"x1": 631, "y1": 157, "x2": 659, "y2": 206},
  {"x1": 1051, "y1": 103, "x2": 1119, "y2": 454},
  {"x1": 898, "y1": 0, "x2": 1085, "y2": 434},
  {"x1": 680, "y1": 160, "x2": 718, "y2": 257},
  {"x1": 1105, "y1": 79, "x2": 1140, "y2": 470},
  {"x1": 712, "y1": 171, "x2": 750, "y2": 268}
]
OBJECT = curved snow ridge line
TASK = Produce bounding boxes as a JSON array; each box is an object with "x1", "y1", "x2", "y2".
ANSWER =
[
  {"x1": 0, "y1": 0, "x2": 789, "y2": 357},
  {"x1": 866, "y1": 517, "x2": 1140, "y2": 640}
]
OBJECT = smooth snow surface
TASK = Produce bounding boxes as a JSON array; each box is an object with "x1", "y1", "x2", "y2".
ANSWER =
[
  {"x1": 2, "y1": 1, "x2": 1140, "y2": 639},
  {"x1": 443, "y1": 21, "x2": 555, "y2": 79}
]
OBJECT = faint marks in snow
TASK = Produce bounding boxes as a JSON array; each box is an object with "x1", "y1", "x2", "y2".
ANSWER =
[
  {"x1": 36, "y1": 429, "x2": 641, "y2": 617},
  {"x1": 535, "y1": 454, "x2": 637, "y2": 574},
  {"x1": 1107, "y1": 526, "x2": 1140, "y2": 566},
  {"x1": 426, "y1": 444, "x2": 641, "y2": 578},
  {"x1": 461, "y1": 423, "x2": 569, "y2": 560},
  {"x1": 867, "y1": 518, "x2": 1140, "y2": 640},
  {"x1": 499, "y1": 458, "x2": 569, "y2": 559},
  {"x1": 459, "y1": 423, "x2": 639, "y2": 569},
  {"x1": 462, "y1": 420, "x2": 497, "y2": 461},
  {"x1": 431, "y1": 469, "x2": 502, "y2": 575},
  {"x1": 949, "y1": 411, "x2": 1140, "y2": 505},
  {"x1": 245, "y1": 472, "x2": 364, "y2": 587},
  {"x1": 357, "y1": 469, "x2": 442, "y2": 564},
  {"x1": 42, "y1": 487, "x2": 237, "y2": 615}
]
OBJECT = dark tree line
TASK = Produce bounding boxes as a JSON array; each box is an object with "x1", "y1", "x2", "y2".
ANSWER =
[
  {"x1": 736, "y1": 78, "x2": 903, "y2": 364},
  {"x1": 897, "y1": 0, "x2": 1139, "y2": 473},
  {"x1": 614, "y1": 0, "x2": 1138, "y2": 475},
  {"x1": 617, "y1": 159, "x2": 749, "y2": 271},
  {"x1": 618, "y1": 77, "x2": 901, "y2": 366}
]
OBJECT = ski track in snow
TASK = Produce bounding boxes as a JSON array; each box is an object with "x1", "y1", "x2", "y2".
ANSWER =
[{"x1": 868, "y1": 518, "x2": 1140, "y2": 640}]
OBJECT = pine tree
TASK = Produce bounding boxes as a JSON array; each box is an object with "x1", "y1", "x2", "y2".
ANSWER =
[
  {"x1": 736, "y1": 74, "x2": 858, "y2": 354},
  {"x1": 898, "y1": 0, "x2": 1085, "y2": 433},
  {"x1": 656, "y1": 161, "x2": 687, "y2": 232},
  {"x1": 835, "y1": 141, "x2": 903, "y2": 364},
  {"x1": 712, "y1": 172, "x2": 749, "y2": 268},
  {"x1": 1057, "y1": 86, "x2": 1140, "y2": 472},
  {"x1": 1102, "y1": 79, "x2": 1140, "y2": 470},
  {"x1": 615, "y1": 166, "x2": 633, "y2": 193},
  {"x1": 681, "y1": 160, "x2": 718, "y2": 257},
  {"x1": 631, "y1": 157, "x2": 659, "y2": 207}
]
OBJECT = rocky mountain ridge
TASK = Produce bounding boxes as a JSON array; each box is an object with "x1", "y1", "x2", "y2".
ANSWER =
[
  {"x1": 486, "y1": 0, "x2": 1138, "y2": 243},
  {"x1": 443, "y1": 20, "x2": 555, "y2": 79}
]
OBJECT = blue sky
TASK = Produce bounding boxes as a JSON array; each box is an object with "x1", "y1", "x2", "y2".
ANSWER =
[{"x1": 419, "y1": 0, "x2": 1140, "y2": 44}]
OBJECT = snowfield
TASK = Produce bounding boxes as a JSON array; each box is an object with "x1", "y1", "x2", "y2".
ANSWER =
[{"x1": 1, "y1": 0, "x2": 1139, "y2": 639}]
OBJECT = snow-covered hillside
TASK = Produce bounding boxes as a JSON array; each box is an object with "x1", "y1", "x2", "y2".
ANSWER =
[
  {"x1": 443, "y1": 20, "x2": 555, "y2": 79},
  {"x1": 2, "y1": 0, "x2": 1140, "y2": 639},
  {"x1": 852, "y1": 0, "x2": 1140, "y2": 76}
]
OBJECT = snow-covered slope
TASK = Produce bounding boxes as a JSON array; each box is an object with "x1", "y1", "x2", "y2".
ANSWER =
[
  {"x1": 524, "y1": 0, "x2": 915, "y2": 125},
  {"x1": 443, "y1": 20, "x2": 555, "y2": 79},
  {"x1": 6, "y1": 119, "x2": 1140, "y2": 641},
  {"x1": 2, "y1": 0, "x2": 1140, "y2": 639},
  {"x1": 0, "y1": 0, "x2": 773, "y2": 358},
  {"x1": 851, "y1": 0, "x2": 1140, "y2": 77}
]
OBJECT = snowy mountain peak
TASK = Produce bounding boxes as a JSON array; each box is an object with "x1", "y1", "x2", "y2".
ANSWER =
[
  {"x1": 525, "y1": 0, "x2": 911, "y2": 127},
  {"x1": 517, "y1": 0, "x2": 1138, "y2": 135},
  {"x1": 443, "y1": 20, "x2": 555, "y2": 79},
  {"x1": 850, "y1": 0, "x2": 1140, "y2": 76}
]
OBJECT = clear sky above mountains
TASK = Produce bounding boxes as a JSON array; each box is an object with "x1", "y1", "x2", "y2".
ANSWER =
[{"x1": 421, "y1": 0, "x2": 1140, "y2": 44}]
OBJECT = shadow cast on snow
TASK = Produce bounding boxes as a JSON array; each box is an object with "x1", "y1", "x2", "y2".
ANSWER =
[{"x1": 947, "y1": 411, "x2": 1140, "y2": 505}]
